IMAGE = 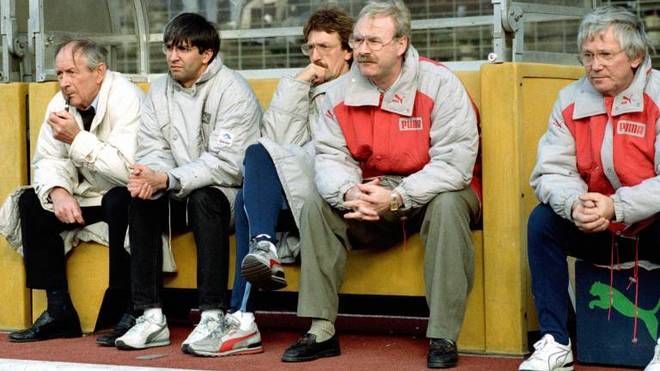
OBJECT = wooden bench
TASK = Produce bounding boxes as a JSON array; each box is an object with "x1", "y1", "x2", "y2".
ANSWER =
[{"x1": 0, "y1": 63, "x2": 584, "y2": 355}]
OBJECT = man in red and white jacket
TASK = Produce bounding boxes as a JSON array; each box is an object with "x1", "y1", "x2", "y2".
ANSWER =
[
  {"x1": 523, "y1": 6, "x2": 660, "y2": 371},
  {"x1": 281, "y1": 1, "x2": 481, "y2": 368}
]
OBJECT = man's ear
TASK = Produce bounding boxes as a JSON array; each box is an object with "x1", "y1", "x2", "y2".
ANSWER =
[
  {"x1": 396, "y1": 36, "x2": 408, "y2": 57},
  {"x1": 95, "y1": 63, "x2": 107, "y2": 84},
  {"x1": 202, "y1": 49, "x2": 214, "y2": 64},
  {"x1": 630, "y1": 53, "x2": 643, "y2": 69}
]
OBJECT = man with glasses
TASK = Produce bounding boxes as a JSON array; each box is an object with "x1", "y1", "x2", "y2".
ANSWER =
[
  {"x1": 282, "y1": 0, "x2": 481, "y2": 368},
  {"x1": 2, "y1": 39, "x2": 143, "y2": 344},
  {"x1": 115, "y1": 13, "x2": 261, "y2": 352},
  {"x1": 522, "y1": 6, "x2": 660, "y2": 371},
  {"x1": 182, "y1": 7, "x2": 354, "y2": 357}
]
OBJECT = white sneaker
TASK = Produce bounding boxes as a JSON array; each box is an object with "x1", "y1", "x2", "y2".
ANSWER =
[
  {"x1": 181, "y1": 313, "x2": 224, "y2": 354},
  {"x1": 115, "y1": 313, "x2": 170, "y2": 350},
  {"x1": 645, "y1": 340, "x2": 660, "y2": 371},
  {"x1": 519, "y1": 334, "x2": 574, "y2": 371},
  {"x1": 187, "y1": 311, "x2": 263, "y2": 357}
]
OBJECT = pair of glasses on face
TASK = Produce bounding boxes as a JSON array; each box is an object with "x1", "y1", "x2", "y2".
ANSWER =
[
  {"x1": 348, "y1": 35, "x2": 398, "y2": 51},
  {"x1": 162, "y1": 44, "x2": 196, "y2": 55},
  {"x1": 578, "y1": 49, "x2": 625, "y2": 65},
  {"x1": 300, "y1": 43, "x2": 340, "y2": 56}
]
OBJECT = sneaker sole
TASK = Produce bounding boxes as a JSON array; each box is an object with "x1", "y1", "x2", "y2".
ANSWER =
[
  {"x1": 190, "y1": 344, "x2": 264, "y2": 357},
  {"x1": 519, "y1": 367, "x2": 573, "y2": 371},
  {"x1": 281, "y1": 348, "x2": 341, "y2": 362},
  {"x1": 115, "y1": 339, "x2": 171, "y2": 350},
  {"x1": 241, "y1": 257, "x2": 287, "y2": 290}
]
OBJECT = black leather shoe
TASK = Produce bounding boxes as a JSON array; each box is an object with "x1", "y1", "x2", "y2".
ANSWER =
[
  {"x1": 428, "y1": 338, "x2": 458, "y2": 368},
  {"x1": 96, "y1": 312, "x2": 136, "y2": 346},
  {"x1": 9, "y1": 310, "x2": 82, "y2": 343},
  {"x1": 281, "y1": 333, "x2": 340, "y2": 362}
]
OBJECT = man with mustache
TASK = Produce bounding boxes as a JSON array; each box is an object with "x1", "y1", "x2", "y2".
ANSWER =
[
  {"x1": 281, "y1": 0, "x2": 481, "y2": 368},
  {"x1": 523, "y1": 6, "x2": 660, "y2": 371},
  {"x1": 184, "y1": 7, "x2": 354, "y2": 357},
  {"x1": 115, "y1": 13, "x2": 261, "y2": 352},
  {"x1": 1, "y1": 39, "x2": 143, "y2": 344}
]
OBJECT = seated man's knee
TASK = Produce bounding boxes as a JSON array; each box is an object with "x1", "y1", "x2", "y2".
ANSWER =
[
  {"x1": 18, "y1": 188, "x2": 39, "y2": 213},
  {"x1": 428, "y1": 190, "x2": 470, "y2": 218},
  {"x1": 102, "y1": 187, "x2": 130, "y2": 212},
  {"x1": 527, "y1": 203, "x2": 560, "y2": 236},
  {"x1": 244, "y1": 143, "x2": 270, "y2": 166}
]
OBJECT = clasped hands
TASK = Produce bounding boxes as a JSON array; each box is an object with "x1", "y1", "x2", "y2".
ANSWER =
[
  {"x1": 343, "y1": 178, "x2": 399, "y2": 221},
  {"x1": 571, "y1": 192, "x2": 615, "y2": 233},
  {"x1": 127, "y1": 164, "x2": 168, "y2": 200}
]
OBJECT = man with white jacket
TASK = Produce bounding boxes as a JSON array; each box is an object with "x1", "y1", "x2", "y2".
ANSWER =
[
  {"x1": 522, "y1": 6, "x2": 660, "y2": 371},
  {"x1": 281, "y1": 1, "x2": 481, "y2": 368},
  {"x1": 6, "y1": 40, "x2": 143, "y2": 344},
  {"x1": 115, "y1": 13, "x2": 261, "y2": 352}
]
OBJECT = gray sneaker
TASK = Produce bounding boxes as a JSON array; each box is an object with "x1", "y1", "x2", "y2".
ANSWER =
[
  {"x1": 240, "y1": 239, "x2": 286, "y2": 290},
  {"x1": 188, "y1": 311, "x2": 263, "y2": 357},
  {"x1": 181, "y1": 314, "x2": 223, "y2": 354}
]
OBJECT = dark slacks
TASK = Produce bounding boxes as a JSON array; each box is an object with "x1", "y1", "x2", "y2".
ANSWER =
[
  {"x1": 129, "y1": 187, "x2": 231, "y2": 311},
  {"x1": 20, "y1": 187, "x2": 131, "y2": 291}
]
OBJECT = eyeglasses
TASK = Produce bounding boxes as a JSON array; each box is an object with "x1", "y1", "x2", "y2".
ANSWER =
[
  {"x1": 348, "y1": 35, "x2": 398, "y2": 51},
  {"x1": 300, "y1": 42, "x2": 340, "y2": 56},
  {"x1": 162, "y1": 44, "x2": 196, "y2": 55},
  {"x1": 578, "y1": 49, "x2": 625, "y2": 65}
]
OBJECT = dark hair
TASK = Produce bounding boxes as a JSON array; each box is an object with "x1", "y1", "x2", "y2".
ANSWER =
[
  {"x1": 164, "y1": 13, "x2": 220, "y2": 62},
  {"x1": 303, "y1": 7, "x2": 354, "y2": 53},
  {"x1": 55, "y1": 39, "x2": 106, "y2": 70}
]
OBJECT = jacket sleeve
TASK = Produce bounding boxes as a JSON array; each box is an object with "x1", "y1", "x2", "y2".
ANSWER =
[
  {"x1": 135, "y1": 88, "x2": 177, "y2": 172},
  {"x1": 68, "y1": 83, "x2": 143, "y2": 186},
  {"x1": 261, "y1": 77, "x2": 312, "y2": 145},
  {"x1": 611, "y1": 115, "x2": 660, "y2": 224},
  {"x1": 32, "y1": 98, "x2": 79, "y2": 206},
  {"x1": 169, "y1": 82, "x2": 262, "y2": 198},
  {"x1": 529, "y1": 99, "x2": 587, "y2": 220},
  {"x1": 313, "y1": 95, "x2": 362, "y2": 209},
  {"x1": 394, "y1": 72, "x2": 479, "y2": 209}
]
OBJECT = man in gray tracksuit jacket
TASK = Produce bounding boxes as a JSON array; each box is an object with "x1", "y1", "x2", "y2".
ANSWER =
[{"x1": 115, "y1": 13, "x2": 261, "y2": 352}]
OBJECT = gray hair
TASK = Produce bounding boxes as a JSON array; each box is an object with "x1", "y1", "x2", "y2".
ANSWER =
[
  {"x1": 577, "y1": 6, "x2": 654, "y2": 61},
  {"x1": 358, "y1": 0, "x2": 411, "y2": 39},
  {"x1": 55, "y1": 39, "x2": 107, "y2": 70}
]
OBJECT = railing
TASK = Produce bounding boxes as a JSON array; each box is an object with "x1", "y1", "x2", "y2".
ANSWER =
[{"x1": 1, "y1": 0, "x2": 597, "y2": 83}]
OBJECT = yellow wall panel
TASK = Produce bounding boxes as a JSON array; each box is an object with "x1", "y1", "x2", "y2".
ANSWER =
[
  {"x1": 480, "y1": 63, "x2": 583, "y2": 355},
  {"x1": 0, "y1": 83, "x2": 31, "y2": 330}
]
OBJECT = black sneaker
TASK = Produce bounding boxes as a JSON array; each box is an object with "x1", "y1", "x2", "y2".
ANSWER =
[
  {"x1": 427, "y1": 338, "x2": 458, "y2": 368},
  {"x1": 96, "y1": 312, "x2": 136, "y2": 347},
  {"x1": 281, "y1": 333, "x2": 340, "y2": 362}
]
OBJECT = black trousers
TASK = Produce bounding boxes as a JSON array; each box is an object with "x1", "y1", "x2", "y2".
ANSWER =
[
  {"x1": 20, "y1": 187, "x2": 131, "y2": 291},
  {"x1": 129, "y1": 187, "x2": 231, "y2": 311}
]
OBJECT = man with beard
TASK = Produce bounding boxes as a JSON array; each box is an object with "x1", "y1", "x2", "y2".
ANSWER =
[{"x1": 281, "y1": 0, "x2": 481, "y2": 368}]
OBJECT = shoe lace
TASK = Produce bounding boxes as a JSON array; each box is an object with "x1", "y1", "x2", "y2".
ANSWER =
[
  {"x1": 528, "y1": 336, "x2": 553, "y2": 361},
  {"x1": 191, "y1": 316, "x2": 220, "y2": 337},
  {"x1": 209, "y1": 316, "x2": 238, "y2": 339},
  {"x1": 124, "y1": 315, "x2": 150, "y2": 337}
]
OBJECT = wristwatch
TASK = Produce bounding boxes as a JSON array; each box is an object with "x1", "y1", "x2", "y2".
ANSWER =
[{"x1": 389, "y1": 191, "x2": 400, "y2": 212}]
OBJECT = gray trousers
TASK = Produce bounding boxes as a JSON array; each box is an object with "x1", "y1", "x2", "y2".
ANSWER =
[{"x1": 296, "y1": 188, "x2": 480, "y2": 341}]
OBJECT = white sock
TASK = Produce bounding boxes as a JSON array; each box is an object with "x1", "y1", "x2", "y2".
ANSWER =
[
  {"x1": 309, "y1": 319, "x2": 335, "y2": 342},
  {"x1": 234, "y1": 311, "x2": 255, "y2": 331},
  {"x1": 144, "y1": 308, "x2": 163, "y2": 322},
  {"x1": 201, "y1": 309, "x2": 223, "y2": 321}
]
